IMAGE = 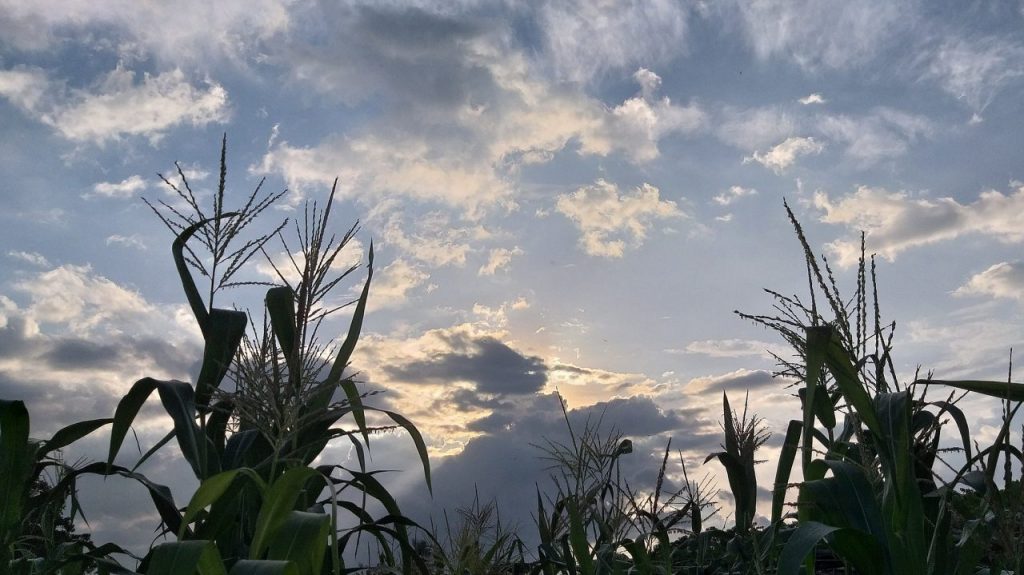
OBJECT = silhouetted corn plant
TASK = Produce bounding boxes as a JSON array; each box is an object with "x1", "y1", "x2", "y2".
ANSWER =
[{"x1": 736, "y1": 201, "x2": 1021, "y2": 575}]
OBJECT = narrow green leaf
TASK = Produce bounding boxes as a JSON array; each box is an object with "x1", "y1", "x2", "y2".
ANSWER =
[
  {"x1": 566, "y1": 499, "x2": 594, "y2": 575},
  {"x1": 0, "y1": 400, "x2": 31, "y2": 558},
  {"x1": 266, "y1": 511, "x2": 330, "y2": 575},
  {"x1": 41, "y1": 418, "x2": 112, "y2": 455},
  {"x1": 916, "y1": 379, "x2": 1024, "y2": 401},
  {"x1": 324, "y1": 243, "x2": 373, "y2": 442},
  {"x1": 195, "y1": 308, "x2": 247, "y2": 411},
  {"x1": 803, "y1": 327, "x2": 829, "y2": 478},
  {"x1": 772, "y1": 420, "x2": 801, "y2": 524},
  {"x1": 146, "y1": 540, "x2": 226, "y2": 575},
  {"x1": 777, "y1": 520, "x2": 841, "y2": 575},
  {"x1": 173, "y1": 218, "x2": 216, "y2": 332},
  {"x1": 251, "y1": 467, "x2": 320, "y2": 560},
  {"x1": 266, "y1": 286, "x2": 299, "y2": 379},
  {"x1": 180, "y1": 469, "x2": 267, "y2": 539},
  {"x1": 376, "y1": 408, "x2": 431, "y2": 493}
]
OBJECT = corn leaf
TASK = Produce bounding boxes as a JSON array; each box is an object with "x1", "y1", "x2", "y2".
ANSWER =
[
  {"x1": 916, "y1": 379, "x2": 1024, "y2": 401},
  {"x1": 40, "y1": 418, "x2": 112, "y2": 455},
  {"x1": 146, "y1": 540, "x2": 226, "y2": 575},
  {"x1": 772, "y1": 420, "x2": 802, "y2": 524},
  {"x1": 0, "y1": 400, "x2": 31, "y2": 561},
  {"x1": 266, "y1": 511, "x2": 330, "y2": 575},
  {"x1": 251, "y1": 467, "x2": 320, "y2": 560}
]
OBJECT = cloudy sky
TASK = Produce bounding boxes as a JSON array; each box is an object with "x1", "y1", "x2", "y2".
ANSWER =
[{"x1": 2, "y1": 0, "x2": 1024, "y2": 557}]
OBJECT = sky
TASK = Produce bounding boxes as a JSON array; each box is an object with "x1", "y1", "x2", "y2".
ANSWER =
[{"x1": 2, "y1": 0, "x2": 1024, "y2": 560}]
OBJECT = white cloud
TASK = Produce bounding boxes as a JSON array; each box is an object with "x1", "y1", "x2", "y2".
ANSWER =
[
  {"x1": 369, "y1": 258, "x2": 430, "y2": 310},
  {"x1": 12, "y1": 264, "x2": 152, "y2": 335},
  {"x1": 538, "y1": 1, "x2": 690, "y2": 83},
  {"x1": 815, "y1": 184, "x2": 1024, "y2": 267},
  {"x1": 955, "y1": 262, "x2": 1024, "y2": 301},
  {"x1": 0, "y1": 67, "x2": 49, "y2": 111},
  {"x1": 721, "y1": 0, "x2": 912, "y2": 70},
  {"x1": 799, "y1": 93, "x2": 826, "y2": 105},
  {"x1": 555, "y1": 180, "x2": 684, "y2": 258},
  {"x1": 713, "y1": 186, "x2": 757, "y2": 206},
  {"x1": 0, "y1": 0, "x2": 290, "y2": 64},
  {"x1": 597, "y1": 86, "x2": 705, "y2": 163},
  {"x1": 90, "y1": 175, "x2": 147, "y2": 199},
  {"x1": 715, "y1": 106, "x2": 797, "y2": 151},
  {"x1": 7, "y1": 250, "x2": 50, "y2": 267},
  {"x1": 378, "y1": 210, "x2": 488, "y2": 269},
  {"x1": 817, "y1": 108, "x2": 933, "y2": 165},
  {"x1": 254, "y1": 135, "x2": 516, "y2": 218},
  {"x1": 105, "y1": 235, "x2": 147, "y2": 250},
  {"x1": 745, "y1": 136, "x2": 823, "y2": 174},
  {"x1": 0, "y1": 65, "x2": 229, "y2": 144},
  {"x1": 927, "y1": 35, "x2": 1024, "y2": 111},
  {"x1": 677, "y1": 339, "x2": 788, "y2": 360},
  {"x1": 478, "y1": 247, "x2": 523, "y2": 277}
]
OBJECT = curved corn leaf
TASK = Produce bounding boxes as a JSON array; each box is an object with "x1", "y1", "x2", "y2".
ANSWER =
[
  {"x1": 173, "y1": 217, "x2": 217, "y2": 332},
  {"x1": 251, "y1": 467, "x2": 320, "y2": 560},
  {"x1": 146, "y1": 540, "x2": 226, "y2": 575},
  {"x1": 108, "y1": 377, "x2": 217, "y2": 479},
  {"x1": 266, "y1": 286, "x2": 299, "y2": 382},
  {"x1": 928, "y1": 400, "x2": 972, "y2": 462},
  {"x1": 776, "y1": 521, "x2": 842, "y2": 575},
  {"x1": 181, "y1": 468, "x2": 267, "y2": 539},
  {"x1": 374, "y1": 408, "x2": 431, "y2": 493},
  {"x1": 916, "y1": 379, "x2": 1024, "y2": 401},
  {"x1": 58, "y1": 462, "x2": 184, "y2": 536},
  {"x1": 266, "y1": 511, "x2": 330, "y2": 575},
  {"x1": 40, "y1": 418, "x2": 112, "y2": 455},
  {"x1": 195, "y1": 308, "x2": 247, "y2": 411}
]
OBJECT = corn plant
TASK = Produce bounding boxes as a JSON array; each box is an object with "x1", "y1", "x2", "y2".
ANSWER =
[
  {"x1": 531, "y1": 397, "x2": 715, "y2": 575},
  {"x1": 0, "y1": 138, "x2": 432, "y2": 574},
  {"x1": 736, "y1": 201, "x2": 1021, "y2": 575}
]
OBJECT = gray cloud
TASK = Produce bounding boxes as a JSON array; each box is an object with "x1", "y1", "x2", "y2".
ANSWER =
[
  {"x1": 398, "y1": 393, "x2": 719, "y2": 548},
  {"x1": 384, "y1": 336, "x2": 547, "y2": 395}
]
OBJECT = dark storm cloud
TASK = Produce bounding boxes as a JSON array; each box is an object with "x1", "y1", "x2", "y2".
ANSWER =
[{"x1": 384, "y1": 336, "x2": 547, "y2": 395}]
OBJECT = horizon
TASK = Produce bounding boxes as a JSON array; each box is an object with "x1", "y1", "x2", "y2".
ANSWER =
[{"x1": 1, "y1": 0, "x2": 1023, "y2": 560}]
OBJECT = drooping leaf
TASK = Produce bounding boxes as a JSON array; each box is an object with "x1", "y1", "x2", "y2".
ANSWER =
[
  {"x1": 195, "y1": 308, "x2": 247, "y2": 411},
  {"x1": 40, "y1": 418, "x2": 112, "y2": 455},
  {"x1": 146, "y1": 540, "x2": 226, "y2": 575},
  {"x1": 917, "y1": 379, "x2": 1024, "y2": 402},
  {"x1": 776, "y1": 521, "x2": 844, "y2": 575}
]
